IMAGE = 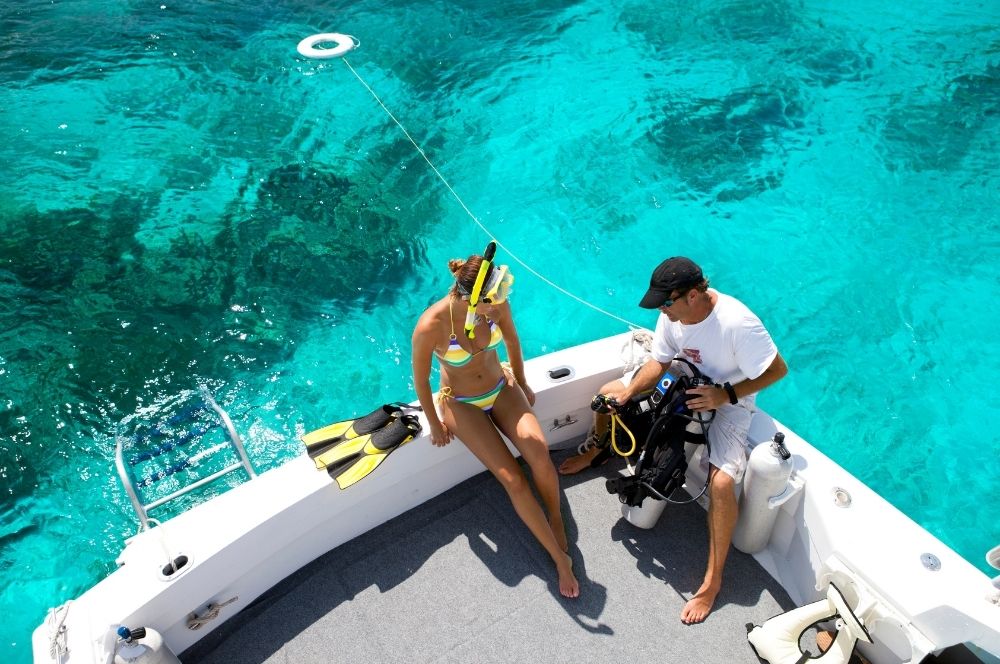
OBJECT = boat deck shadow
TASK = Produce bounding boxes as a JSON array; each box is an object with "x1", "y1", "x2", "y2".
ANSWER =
[{"x1": 184, "y1": 450, "x2": 800, "y2": 663}]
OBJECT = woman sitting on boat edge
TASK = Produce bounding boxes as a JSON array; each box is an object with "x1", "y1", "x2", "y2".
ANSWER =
[{"x1": 411, "y1": 244, "x2": 580, "y2": 599}]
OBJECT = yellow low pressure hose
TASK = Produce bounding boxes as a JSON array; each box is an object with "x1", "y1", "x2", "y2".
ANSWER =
[{"x1": 609, "y1": 412, "x2": 637, "y2": 457}]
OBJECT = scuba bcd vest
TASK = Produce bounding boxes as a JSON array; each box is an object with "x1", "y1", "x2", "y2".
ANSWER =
[{"x1": 604, "y1": 358, "x2": 716, "y2": 507}]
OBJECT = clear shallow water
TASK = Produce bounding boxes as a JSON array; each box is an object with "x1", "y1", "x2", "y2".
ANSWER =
[{"x1": 1, "y1": 0, "x2": 998, "y2": 661}]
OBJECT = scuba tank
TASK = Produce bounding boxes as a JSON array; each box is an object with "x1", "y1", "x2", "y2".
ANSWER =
[
  {"x1": 113, "y1": 626, "x2": 181, "y2": 664},
  {"x1": 732, "y1": 432, "x2": 794, "y2": 554}
]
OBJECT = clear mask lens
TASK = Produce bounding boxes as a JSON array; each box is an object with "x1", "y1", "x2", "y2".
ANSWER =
[{"x1": 481, "y1": 266, "x2": 513, "y2": 304}]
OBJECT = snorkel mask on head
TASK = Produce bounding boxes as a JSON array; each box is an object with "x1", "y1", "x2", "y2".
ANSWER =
[
  {"x1": 459, "y1": 241, "x2": 515, "y2": 339},
  {"x1": 481, "y1": 264, "x2": 513, "y2": 304}
]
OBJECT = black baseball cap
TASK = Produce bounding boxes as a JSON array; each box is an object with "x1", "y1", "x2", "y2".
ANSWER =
[{"x1": 639, "y1": 257, "x2": 704, "y2": 309}]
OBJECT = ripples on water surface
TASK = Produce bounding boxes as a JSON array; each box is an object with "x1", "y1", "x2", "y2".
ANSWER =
[{"x1": 1, "y1": 0, "x2": 998, "y2": 660}]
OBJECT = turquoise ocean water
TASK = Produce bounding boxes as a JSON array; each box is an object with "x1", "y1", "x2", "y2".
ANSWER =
[{"x1": 2, "y1": 0, "x2": 998, "y2": 660}]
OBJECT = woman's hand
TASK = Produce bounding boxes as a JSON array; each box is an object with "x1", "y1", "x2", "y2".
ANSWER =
[
  {"x1": 429, "y1": 420, "x2": 453, "y2": 447},
  {"x1": 501, "y1": 363, "x2": 534, "y2": 406}
]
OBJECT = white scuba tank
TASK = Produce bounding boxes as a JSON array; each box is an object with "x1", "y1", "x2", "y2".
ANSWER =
[
  {"x1": 733, "y1": 432, "x2": 794, "y2": 554},
  {"x1": 113, "y1": 626, "x2": 181, "y2": 664}
]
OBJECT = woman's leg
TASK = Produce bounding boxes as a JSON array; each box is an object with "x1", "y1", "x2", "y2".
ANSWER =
[
  {"x1": 489, "y1": 385, "x2": 567, "y2": 548},
  {"x1": 442, "y1": 395, "x2": 579, "y2": 598},
  {"x1": 488, "y1": 385, "x2": 578, "y2": 597}
]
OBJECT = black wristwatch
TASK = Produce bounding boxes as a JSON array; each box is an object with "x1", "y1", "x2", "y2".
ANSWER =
[{"x1": 722, "y1": 382, "x2": 738, "y2": 405}]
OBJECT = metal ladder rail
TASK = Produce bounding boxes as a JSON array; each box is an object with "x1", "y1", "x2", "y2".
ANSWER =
[{"x1": 115, "y1": 389, "x2": 257, "y2": 531}]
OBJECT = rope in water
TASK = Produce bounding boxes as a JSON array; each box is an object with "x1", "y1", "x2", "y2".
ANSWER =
[{"x1": 336, "y1": 56, "x2": 644, "y2": 331}]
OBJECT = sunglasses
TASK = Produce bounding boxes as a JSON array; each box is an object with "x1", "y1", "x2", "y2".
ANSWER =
[{"x1": 659, "y1": 290, "x2": 688, "y2": 309}]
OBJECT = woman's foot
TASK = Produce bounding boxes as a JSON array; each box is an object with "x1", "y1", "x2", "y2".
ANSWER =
[{"x1": 557, "y1": 554, "x2": 579, "y2": 598}]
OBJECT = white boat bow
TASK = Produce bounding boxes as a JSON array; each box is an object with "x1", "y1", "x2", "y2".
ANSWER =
[{"x1": 32, "y1": 333, "x2": 1000, "y2": 663}]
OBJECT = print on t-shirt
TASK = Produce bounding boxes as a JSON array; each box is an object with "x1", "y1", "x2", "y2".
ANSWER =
[{"x1": 682, "y1": 348, "x2": 702, "y2": 364}]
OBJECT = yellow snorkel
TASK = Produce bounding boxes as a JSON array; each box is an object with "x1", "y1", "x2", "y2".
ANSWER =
[{"x1": 464, "y1": 241, "x2": 497, "y2": 339}]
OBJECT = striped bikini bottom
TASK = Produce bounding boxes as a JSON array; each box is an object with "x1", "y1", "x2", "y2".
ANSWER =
[{"x1": 438, "y1": 376, "x2": 506, "y2": 412}]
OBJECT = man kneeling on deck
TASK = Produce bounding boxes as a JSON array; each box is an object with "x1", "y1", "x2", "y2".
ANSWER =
[{"x1": 559, "y1": 257, "x2": 788, "y2": 623}]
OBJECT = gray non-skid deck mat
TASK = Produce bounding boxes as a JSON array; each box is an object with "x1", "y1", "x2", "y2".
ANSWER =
[{"x1": 184, "y1": 450, "x2": 799, "y2": 663}]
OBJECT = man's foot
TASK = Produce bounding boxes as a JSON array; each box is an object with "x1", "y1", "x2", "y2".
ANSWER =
[
  {"x1": 558, "y1": 446, "x2": 601, "y2": 475},
  {"x1": 680, "y1": 583, "x2": 720, "y2": 624},
  {"x1": 557, "y1": 554, "x2": 579, "y2": 598},
  {"x1": 549, "y1": 514, "x2": 569, "y2": 552}
]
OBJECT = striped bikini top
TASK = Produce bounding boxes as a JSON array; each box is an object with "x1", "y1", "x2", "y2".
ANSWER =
[{"x1": 436, "y1": 299, "x2": 503, "y2": 367}]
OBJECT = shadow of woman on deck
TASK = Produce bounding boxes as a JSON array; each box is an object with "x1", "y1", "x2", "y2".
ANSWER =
[{"x1": 181, "y1": 466, "x2": 611, "y2": 664}]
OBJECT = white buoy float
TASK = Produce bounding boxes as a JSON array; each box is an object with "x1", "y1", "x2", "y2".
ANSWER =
[{"x1": 296, "y1": 33, "x2": 358, "y2": 59}]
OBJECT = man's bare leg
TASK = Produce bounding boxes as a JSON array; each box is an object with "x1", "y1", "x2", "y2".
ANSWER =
[
  {"x1": 557, "y1": 443, "x2": 601, "y2": 475},
  {"x1": 681, "y1": 467, "x2": 738, "y2": 624},
  {"x1": 558, "y1": 379, "x2": 622, "y2": 475}
]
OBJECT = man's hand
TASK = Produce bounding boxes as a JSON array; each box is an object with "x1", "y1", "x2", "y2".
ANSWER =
[
  {"x1": 684, "y1": 385, "x2": 728, "y2": 412},
  {"x1": 603, "y1": 388, "x2": 633, "y2": 410}
]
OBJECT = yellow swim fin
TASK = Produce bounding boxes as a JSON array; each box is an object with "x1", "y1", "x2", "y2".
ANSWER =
[
  {"x1": 316, "y1": 415, "x2": 421, "y2": 489},
  {"x1": 303, "y1": 402, "x2": 414, "y2": 458}
]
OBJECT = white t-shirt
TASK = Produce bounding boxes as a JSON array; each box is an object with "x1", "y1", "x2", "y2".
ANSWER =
[{"x1": 651, "y1": 290, "x2": 777, "y2": 408}]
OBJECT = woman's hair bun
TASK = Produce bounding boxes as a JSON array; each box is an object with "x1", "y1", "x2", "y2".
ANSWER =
[{"x1": 448, "y1": 258, "x2": 465, "y2": 274}]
